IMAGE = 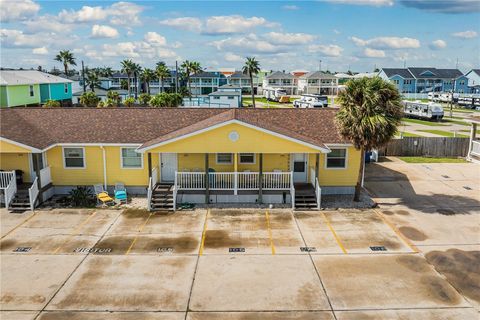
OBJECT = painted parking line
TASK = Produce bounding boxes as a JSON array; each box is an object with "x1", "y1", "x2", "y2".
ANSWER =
[
  {"x1": 1, "y1": 211, "x2": 38, "y2": 240},
  {"x1": 374, "y1": 209, "x2": 419, "y2": 253},
  {"x1": 265, "y1": 210, "x2": 276, "y2": 255},
  {"x1": 124, "y1": 211, "x2": 154, "y2": 255},
  {"x1": 198, "y1": 209, "x2": 210, "y2": 256},
  {"x1": 321, "y1": 212, "x2": 347, "y2": 254},
  {"x1": 52, "y1": 211, "x2": 97, "y2": 254}
]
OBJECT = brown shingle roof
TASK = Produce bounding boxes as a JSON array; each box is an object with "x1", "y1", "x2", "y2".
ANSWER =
[{"x1": 0, "y1": 108, "x2": 347, "y2": 150}]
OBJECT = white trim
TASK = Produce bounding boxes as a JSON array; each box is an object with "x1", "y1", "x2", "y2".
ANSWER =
[
  {"x1": 120, "y1": 147, "x2": 144, "y2": 169},
  {"x1": 101, "y1": 146, "x2": 107, "y2": 189},
  {"x1": 137, "y1": 119, "x2": 331, "y2": 153},
  {"x1": 48, "y1": 84, "x2": 52, "y2": 101},
  {"x1": 216, "y1": 153, "x2": 233, "y2": 165},
  {"x1": 0, "y1": 137, "x2": 42, "y2": 153},
  {"x1": 324, "y1": 147, "x2": 348, "y2": 170},
  {"x1": 325, "y1": 143, "x2": 353, "y2": 147},
  {"x1": 238, "y1": 153, "x2": 256, "y2": 165},
  {"x1": 42, "y1": 143, "x2": 141, "y2": 152},
  {"x1": 62, "y1": 146, "x2": 86, "y2": 169},
  {"x1": 28, "y1": 153, "x2": 35, "y2": 182}
]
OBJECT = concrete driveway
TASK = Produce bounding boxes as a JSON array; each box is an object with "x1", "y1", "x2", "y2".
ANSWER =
[{"x1": 1, "y1": 193, "x2": 478, "y2": 319}]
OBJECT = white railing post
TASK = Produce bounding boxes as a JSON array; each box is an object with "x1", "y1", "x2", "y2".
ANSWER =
[
  {"x1": 4, "y1": 171, "x2": 17, "y2": 208},
  {"x1": 316, "y1": 178, "x2": 321, "y2": 210},
  {"x1": 147, "y1": 177, "x2": 153, "y2": 211},
  {"x1": 290, "y1": 171, "x2": 295, "y2": 210},
  {"x1": 234, "y1": 172, "x2": 238, "y2": 195},
  {"x1": 28, "y1": 177, "x2": 39, "y2": 211}
]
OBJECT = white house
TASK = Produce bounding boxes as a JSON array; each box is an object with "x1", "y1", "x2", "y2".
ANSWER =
[
  {"x1": 207, "y1": 84, "x2": 242, "y2": 108},
  {"x1": 465, "y1": 69, "x2": 480, "y2": 94},
  {"x1": 298, "y1": 71, "x2": 339, "y2": 95},
  {"x1": 263, "y1": 71, "x2": 297, "y2": 95}
]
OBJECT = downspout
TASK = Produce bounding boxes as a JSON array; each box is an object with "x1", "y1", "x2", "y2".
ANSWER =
[{"x1": 100, "y1": 146, "x2": 107, "y2": 190}]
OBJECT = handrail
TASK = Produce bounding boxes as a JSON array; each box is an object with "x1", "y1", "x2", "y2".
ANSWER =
[
  {"x1": 290, "y1": 171, "x2": 295, "y2": 210},
  {"x1": 28, "y1": 177, "x2": 39, "y2": 211},
  {"x1": 4, "y1": 171, "x2": 16, "y2": 208},
  {"x1": 471, "y1": 140, "x2": 480, "y2": 157},
  {"x1": 0, "y1": 171, "x2": 15, "y2": 189},
  {"x1": 39, "y1": 166, "x2": 52, "y2": 188},
  {"x1": 315, "y1": 177, "x2": 321, "y2": 210},
  {"x1": 147, "y1": 177, "x2": 153, "y2": 211}
]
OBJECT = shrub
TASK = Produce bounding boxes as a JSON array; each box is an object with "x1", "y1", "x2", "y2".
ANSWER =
[
  {"x1": 148, "y1": 93, "x2": 183, "y2": 108},
  {"x1": 124, "y1": 97, "x2": 135, "y2": 107},
  {"x1": 43, "y1": 99, "x2": 61, "y2": 108},
  {"x1": 80, "y1": 92, "x2": 100, "y2": 107},
  {"x1": 69, "y1": 186, "x2": 95, "y2": 207},
  {"x1": 106, "y1": 91, "x2": 121, "y2": 106},
  {"x1": 139, "y1": 93, "x2": 151, "y2": 105},
  {"x1": 97, "y1": 101, "x2": 105, "y2": 108}
]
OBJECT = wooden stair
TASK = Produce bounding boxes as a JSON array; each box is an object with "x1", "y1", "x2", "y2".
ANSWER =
[
  {"x1": 150, "y1": 183, "x2": 174, "y2": 211},
  {"x1": 9, "y1": 190, "x2": 30, "y2": 212},
  {"x1": 294, "y1": 183, "x2": 318, "y2": 210}
]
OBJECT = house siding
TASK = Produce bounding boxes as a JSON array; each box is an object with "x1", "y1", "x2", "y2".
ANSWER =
[
  {"x1": 50, "y1": 83, "x2": 73, "y2": 101},
  {"x1": 0, "y1": 86, "x2": 8, "y2": 107},
  {"x1": 0, "y1": 153, "x2": 32, "y2": 182},
  {"x1": 40, "y1": 84, "x2": 50, "y2": 103},
  {"x1": 6, "y1": 84, "x2": 40, "y2": 107}
]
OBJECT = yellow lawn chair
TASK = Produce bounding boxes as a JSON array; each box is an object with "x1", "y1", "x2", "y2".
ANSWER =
[{"x1": 94, "y1": 184, "x2": 115, "y2": 207}]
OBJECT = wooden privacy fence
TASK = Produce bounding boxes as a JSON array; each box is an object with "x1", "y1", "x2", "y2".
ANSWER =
[{"x1": 379, "y1": 137, "x2": 470, "y2": 157}]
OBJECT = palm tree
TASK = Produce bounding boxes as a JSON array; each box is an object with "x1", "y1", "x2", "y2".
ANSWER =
[
  {"x1": 181, "y1": 60, "x2": 202, "y2": 99},
  {"x1": 54, "y1": 50, "x2": 76, "y2": 76},
  {"x1": 141, "y1": 68, "x2": 155, "y2": 95},
  {"x1": 335, "y1": 77, "x2": 403, "y2": 201},
  {"x1": 100, "y1": 66, "x2": 113, "y2": 77},
  {"x1": 242, "y1": 57, "x2": 260, "y2": 108},
  {"x1": 121, "y1": 59, "x2": 134, "y2": 97},
  {"x1": 156, "y1": 62, "x2": 170, "y2": 93},
  {"x1": 131, "y1": 62, "x2": 142, "y2": 99},
  {"x1": 86, "y1": 70, "x2": 100, "y2": 92}
]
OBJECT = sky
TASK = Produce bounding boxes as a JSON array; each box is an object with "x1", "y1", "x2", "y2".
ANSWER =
[{"x1": 1, "y1": 0, "x2": 479, "y2": 72}]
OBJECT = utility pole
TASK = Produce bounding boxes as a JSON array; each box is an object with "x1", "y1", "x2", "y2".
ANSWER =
[
  {"x1": 319, "y1": 60, "x2": 322, "y2": 72},
  {"x1": 175, "y1": 60, "x2": 178, "y2": 94},
  {"x1": 450, "y1": 77, "x2": 455, "y2": 118},
  {"x1": 81, "y1": 60, "x2": 86, "y2": 93}
]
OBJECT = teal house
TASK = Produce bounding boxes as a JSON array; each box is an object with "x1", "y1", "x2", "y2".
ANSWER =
[{"x1": 0, "y1": 70, "x2": 73, "y2": 108}]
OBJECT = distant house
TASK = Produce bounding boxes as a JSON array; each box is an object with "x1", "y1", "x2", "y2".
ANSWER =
[
  {"x1": 208, "y1": 84, "x2": 242, "y2": 108},
  {"x1": 0, "y1": 70, "x2": 73, "y2": 107},
  {"x1": 465, "y1": 69, "x2": 480, "y2": 94},
  {"x1": 379, "y1": 67, "x2": 469, "y2": 94},
  {"x1": 227, "y1": 71, "x2": 257, "y2": 94},
  {"x1": 298, "y1": 71, "x2": 339, "y2": 95},
  {"x1": 263, "y1": 71, "x2": 297, "y2": 95},
  {"x1": 190, "y1": 71, "x2": 228, "y2": 95}
]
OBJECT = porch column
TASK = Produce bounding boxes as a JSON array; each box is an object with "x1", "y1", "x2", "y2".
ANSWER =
[
  {"x1": 147, "y1": 153, "x2": 152, "y2": 178},
  {"x1": 233, "y1": 153, "x2": 238, "y2": 195},
  {"x1": 205, "y1": 153, "x2": 209, "y2": 204},
  {"x1": 32, "y1": 153, "x2": 43, "y2": 203},
  {"x1": 258, "y1": 153, "x2": 263, "y2": 204},
  {"x1": 468, "y1": 123, "x2": 477, "y2": 159},
  {"x1": 315, "y1": 153, "x2": 320, "y2": 181}
]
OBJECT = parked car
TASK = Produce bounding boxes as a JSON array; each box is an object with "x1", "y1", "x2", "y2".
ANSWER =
[{"x1": 293, "y1": 94, "x2": 328, "y2": 108}]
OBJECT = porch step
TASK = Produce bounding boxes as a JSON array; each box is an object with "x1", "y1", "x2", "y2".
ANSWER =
[
  {"x1": 150, "y1": 183, "x2": 174, "y2": 211},
  {"x1": 294, "y1": 191, "x2": 318, "y2": 211},
  {"x1": 8, "y1": 192, "x2": 31, "y2": 213}
]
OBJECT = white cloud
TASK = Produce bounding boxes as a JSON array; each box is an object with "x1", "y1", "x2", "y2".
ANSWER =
[
  {"x1": 58, "y1": 1, "x2": 144, "y2": 26},
  {"x1": 452, "y1": 30, "x2": 478, "y2": 38},
  {"x1": 32, "y1": 46, "x2": 48, "y2": 55},
  {"x1": 224, "y1": 53, "x2": 244, "y2": 63},
  {"x1": 23, "y1": 15, "x2": 73, "y2": 33},
  {"x1": 308, "y1": 44, "x2": 344, "y2": 57},
  {"x1": 333, "y1": 29, "x2": 341, "y2": 35},
  {"x1": 91, "y1": 24, "x2": 119, "y2": 38},
  {"x1": 429, "y1": 39, "x2": 447, "y2": 50},
  {"x1": 204, "y1": 15, "x2": 277, "y2": 35},
  {"x1": 265, "y1": 32, "x2": 315, "y2": 45},
  {"x1": 159, "y1": 17, "x2": 203, "y2": 32},
  {"x1": 328, "y1": 0, "x2": 394, "y2": 6},
  {"x1": 282, "y1": 5, "x2": 299, "y2": 10},
  {"x1": 211, "y1": 34, "x2": 283, "y2": 54},
  {"x1": 1, "y1": 28, "x2": 46, "y2": 47},
  {"x1": 144, "y1": 31, "x2": 167, "y2": 46},
  {"x1": 0, "y1": 0, "x2": 40, "y2": 22},
  {"x1": 361, "y1": 48, "x2": 386, "y2": 58},
  {"x1": 351, "y1": 36, "x2": 420, "y2": 49}
]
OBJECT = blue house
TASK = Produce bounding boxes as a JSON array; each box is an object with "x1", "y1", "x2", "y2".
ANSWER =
[
  {"x1": 379, "y1": 67, "x2": 469, "y2": 94},
  {"x1": 465, "y1": 69, "x2": 480, "y2": 93}
]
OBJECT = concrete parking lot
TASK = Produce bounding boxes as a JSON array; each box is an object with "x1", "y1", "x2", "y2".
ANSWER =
[{"x1": 1, "y1": 159, "x2": 479, "y2": 319}]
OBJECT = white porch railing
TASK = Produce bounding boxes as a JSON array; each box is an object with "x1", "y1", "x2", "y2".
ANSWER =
[
  {"x1": 209, "y1": 172, "x2": 235, "y2": 190},
  {"x1": 39, "y1": 166, "x2": 52, "y2": 188},
  {"x1": 0, "y1": 171, "x2": 15, "y2": 189},
  {"x1": 28, "y1": 178, "x2": 39, "y2": 211},
  {"x1": 262, "y1": 172, "x2": 291, "y2": 190},
  {"x1": 315, "y1": 177, "x2": 321, "y2": 210},
  {"x1": 238, "y1": 172, "x2": 259, "y2": 190},
  {"x1": 471, "y1": 140, "x2": 480, "y2": 157},
  {"x1": 3, "y1": 171, "x2": 16, "y2": 208},
  {"x1": 176, "y1": 172, "x2": 205, "y2": 190}
]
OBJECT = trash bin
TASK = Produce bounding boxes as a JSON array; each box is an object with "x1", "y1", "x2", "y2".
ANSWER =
[{"x1": 15, "y1": 170, "x2": 24, "y2": 185}]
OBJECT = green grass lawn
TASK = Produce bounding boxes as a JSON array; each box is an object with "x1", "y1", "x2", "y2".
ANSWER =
[
  {"x1": 402, "y1": 118, "x2": 449, "y2": 126},
  {"x1": 397, "y1": 131, "x2": 423, "y2": 137},
  {"x1": 417, "y1": 129, "x2": 469, "y2": 138},
  {"x1": 442, "y1": 118, "x2": 470, "y2": 126},
  {"x1": 452, "y1": 108, "x2": 474, "y2": 114},
  {"x1": 459, "y1": 129, "x2": 480, "y2": 134},
  {"x1": 399, "y1": 157, "x2": 467, "y2": 163}
]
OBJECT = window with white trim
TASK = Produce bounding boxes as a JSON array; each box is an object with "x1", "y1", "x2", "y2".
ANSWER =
[
  {"x1": 216, "y1": 153, "x2": 232, "y2": 164},
  {"x1": 326, "y1": 149, "x2": 347, "y2": 168},
  {"x1": 239, "y1": 153, "x2": 255, "y2": 164},
  {"x1": 29, "y1": 85, "x2": 34, "y2": 97},
  {"x1": 63, "y1": 147, "x2": 85, "y2": 168},
  {"x1": 64, "y1": 83, "x2": 69, "y2": 93},
  {"x1": 121, "y1": 148, "x2": 142, "y2": 168}
]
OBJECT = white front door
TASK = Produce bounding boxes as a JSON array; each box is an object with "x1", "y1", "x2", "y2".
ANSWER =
[
  {"x1": 291, "y1": 153, "x2": 307, "y2": 183},
  {"x1": 160, "y1": 153, "x2": 177, "y2": 182}
]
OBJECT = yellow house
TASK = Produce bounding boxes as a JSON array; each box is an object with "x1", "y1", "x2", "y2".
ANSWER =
[{"x1": 0, "y1": 108, "x2": 361, "y2": 211}]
